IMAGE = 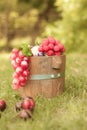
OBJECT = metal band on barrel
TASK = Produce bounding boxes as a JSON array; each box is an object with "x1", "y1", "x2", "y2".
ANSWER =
[{"x1": 30, "y1": 73, "x2": 64, "y2": 80}]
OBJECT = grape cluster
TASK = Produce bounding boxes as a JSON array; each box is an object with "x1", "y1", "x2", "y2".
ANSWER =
[
  {"x1": 38, "y1": 36, "x2": 65, "y2": 56},
  {"x1": 11, "y1": 49, "x2": 30, "y2": 90}
]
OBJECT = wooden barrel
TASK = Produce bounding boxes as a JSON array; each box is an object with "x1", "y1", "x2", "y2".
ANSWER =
[{"x1": 19, "y1": 55, "x2": 66, "y2": 98}]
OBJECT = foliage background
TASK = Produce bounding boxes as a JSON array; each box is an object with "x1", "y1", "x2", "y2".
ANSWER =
[{"x1": 0, "y1": 0, "x2": 87, "y2": 53}]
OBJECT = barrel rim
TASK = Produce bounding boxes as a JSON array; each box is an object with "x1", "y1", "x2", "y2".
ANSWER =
[{"x1": 30, "y1": 54, "x2": 66, "y2": 59}]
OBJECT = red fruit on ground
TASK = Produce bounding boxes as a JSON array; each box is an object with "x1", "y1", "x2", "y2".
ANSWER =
[
  {"x1": 42, "y1": 38, "x2": 49, "y2": 46},
  {"x1": 47, "y1": 50, "x2": 54, "y2": 56},
  {"x1": 53, "y1": 45, "x2": 60, "y2": 52},
  {"x1": 29, "y1": 99, "x2": 35, "y2": 111},
  {"x1": 22, "y1": 99, "x2": 30, "y2": 110},
  {"x1": 22, "y1": 98, "x2": 35, "y2": 111},
  {"x1": 0, "y1": 100, "x2": 6, "y2": 111},
  {"x1": 48, "y1": 36, "x2": 56, "y2": 44},
  {"x1": 48, "y1": 43, "x2": 54, "y2": 49},
  {"x1": 21, "y1": 61, "x2": 28, "y2": 69},
  {"x1": 18, "y1": 109, "x2": 29, "y2": 120},
  {"x1": 15, "y1": 101, "x2": 22, "y2": 111}
]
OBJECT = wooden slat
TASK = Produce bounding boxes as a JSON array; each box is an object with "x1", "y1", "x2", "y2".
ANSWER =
[{"x1": 19, "y1": 55, "x2": 66, "y2": 98}]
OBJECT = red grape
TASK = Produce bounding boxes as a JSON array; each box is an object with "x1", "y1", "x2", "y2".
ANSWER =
[
  {"x1": 42, "y1": 38, "x2": 49, "y2": 46},
  {"x1": 11, "y1": 48, "x2": 31, "y2": 90},
  {"x1": 47, "y1": 50, "x2": 54, "y2": 56},
  {"x1": 21, "y1": 61, "x2": 28, "y2": 69},
  {"x1": 16, "y1": 67, "x2": 23, "y2": 74},
  {"x1": 23, "y1": 70, "x2": 29, "y2": 77}
]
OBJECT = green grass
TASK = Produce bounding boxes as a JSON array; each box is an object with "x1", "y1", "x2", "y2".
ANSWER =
[{"x1": 0, "y1": 53, "x2": 87, "y2": 130}]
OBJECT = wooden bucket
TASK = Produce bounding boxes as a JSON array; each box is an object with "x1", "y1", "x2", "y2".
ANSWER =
[{"x1": 19, "y1": 55, "x2": 66, "y2": 98}]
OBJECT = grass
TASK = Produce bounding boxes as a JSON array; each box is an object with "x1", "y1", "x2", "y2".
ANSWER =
[{"x1": 0, "y1": 53, "x2": 87, "y2": 130}]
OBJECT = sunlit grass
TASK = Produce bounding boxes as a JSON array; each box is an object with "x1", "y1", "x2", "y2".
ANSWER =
[{"x1": 0, "y1": 53, "x2": 87, "y2": 130}]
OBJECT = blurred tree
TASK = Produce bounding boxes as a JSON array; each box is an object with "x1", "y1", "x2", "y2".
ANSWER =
[
  {"x1": 0, "y1": 0, "x2": 17, "y2": 50},
  {"x1": 0, "y1": 0, "x2": 62, "y2": 49},
  {"x1": 17, "y1": 0, "x2": 62, "y2": 45},
  {"x1": 44, "y1": 0, "x2": 87, "y2": 52}
]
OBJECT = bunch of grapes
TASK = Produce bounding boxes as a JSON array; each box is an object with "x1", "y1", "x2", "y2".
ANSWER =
[
  {"x1": 38, "y1": 36, "x2": 65, "y2": 56},
  {"x1": 11, "y1": 48, "x2": 30, "y2": 90}
]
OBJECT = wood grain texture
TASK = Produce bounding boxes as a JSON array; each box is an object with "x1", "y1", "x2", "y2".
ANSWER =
[{"x1": 19, "y1": 55, "x2": 66, "y2": 98}]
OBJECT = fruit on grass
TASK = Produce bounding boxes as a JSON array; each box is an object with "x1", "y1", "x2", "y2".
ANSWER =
[
  {"x1": 22, "y1": 99, "x2": 30, "y2": 110},
  {"x1": 18, "y1": 109, "x2": 32, "y2": 120},
  {"x1": 15, "y1": 97, "x2": 35, "y2": 111},
  {"x1": 18, "y1": 109, "x2": 29, "y2": 120},
  {"x1": 0, "y1": 100, "x2": 6, "y2": 111},
  {"x1": 22, "y1": 97, "x2": 35, "y2": 111},
  {"x1": 15, "y1": 101, "x2": 22, "y2": 111}
]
